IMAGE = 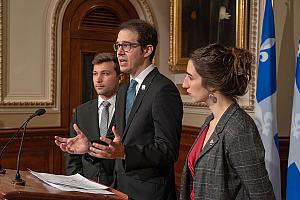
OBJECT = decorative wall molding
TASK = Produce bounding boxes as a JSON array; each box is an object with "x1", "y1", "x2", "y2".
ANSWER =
[
  {"x1": 0, "y1": 0, "x2": 5, "y2": 106},
  {"x1": 0, "y1": 0, "x2": 66, "y2": 108},
  {"x1": 129, "y1": 0, "x2": 154, "y2": 25},
  {"x1": 248, "y1": 0, "x2": 260, "y2": 111},
  {"x1": 0, "y1": 0, "x2": 154, "y2": 109}
]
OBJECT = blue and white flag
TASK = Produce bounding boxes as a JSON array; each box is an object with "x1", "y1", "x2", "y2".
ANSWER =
[
  {"x1": 286, "y1": 39, "x2": 300, "y2": 200},
  {"x1": 254, "y1": 0, "x2": 281, "y2": 199}
]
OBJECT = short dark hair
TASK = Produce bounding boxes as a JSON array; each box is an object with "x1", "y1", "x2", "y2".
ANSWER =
[
  {"x1": 92, "y1": 52, "x2": 120, "y2": 75},
  {"x1": 119, "y1": 19, "x2": 158, "y2": 61},
  {"x1": 190, "y1": 44, "x2": 254, "y2": 99}
]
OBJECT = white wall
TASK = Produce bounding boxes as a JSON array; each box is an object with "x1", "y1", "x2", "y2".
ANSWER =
[{"x1": 0, "y1": 0, "x2": 61, "y2": 128}]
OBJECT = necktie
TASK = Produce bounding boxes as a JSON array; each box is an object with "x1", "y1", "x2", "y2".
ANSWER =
[
  {"x1": 125, "y1": 79, "x2": 138, "y2": 122},
  {"x1": 99, "y1": 101, "x2": 110, "y2": 136}
]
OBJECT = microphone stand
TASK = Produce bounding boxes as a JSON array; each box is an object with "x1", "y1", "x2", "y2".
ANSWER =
[
  {"x1": 0, "y1": 118, "x2": 32, "y2": 174},
  {"x1": 12, "y1": 121, "x2": 29, "y2": 186},
  {"x1": 0, "y1": 109, "x2": 46, "y2": 182}
]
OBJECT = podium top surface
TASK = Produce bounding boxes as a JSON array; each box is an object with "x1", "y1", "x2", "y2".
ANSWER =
[{"x1": 0, "y1": 169, "x2": 128, "y2": 200}]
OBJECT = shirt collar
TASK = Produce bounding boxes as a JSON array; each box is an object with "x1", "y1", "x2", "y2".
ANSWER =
[
  {"x1": 130, "y1": 64, "x2": 155, "y2": 85},
  {"x1": 97, "y1": 94, "x2": 116, "y2": 108}
]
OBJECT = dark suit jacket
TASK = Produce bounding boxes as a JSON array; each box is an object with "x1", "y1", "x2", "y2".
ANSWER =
[
  {"x1": 114, "y1": 68, "x2": 183, "y2": 200},
  {"x1": 65, "y1": 99, "x2": 115, "y2": 186},
  {"x1": 180, "y1": 103, "x2": 275, "y2": 200}
]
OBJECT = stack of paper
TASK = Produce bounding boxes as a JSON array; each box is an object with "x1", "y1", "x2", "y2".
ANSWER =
[{"x1": 28, "y1": 169, "x2": 113, "y2": 195}]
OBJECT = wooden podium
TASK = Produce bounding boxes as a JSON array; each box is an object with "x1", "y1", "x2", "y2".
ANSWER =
[{"x1": 0, "y1": 169, "x2": 128, "y2": 200}]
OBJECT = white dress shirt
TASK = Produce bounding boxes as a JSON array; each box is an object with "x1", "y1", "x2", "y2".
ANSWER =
[
  {"x1": 97, "y1": 95, "x2": 116, "y2": 129},
  {"x1": 130, "y1": 64, "x2": 155, "y2": 95}
]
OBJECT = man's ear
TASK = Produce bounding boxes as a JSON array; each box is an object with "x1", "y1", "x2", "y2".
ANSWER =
[
  {"x1": 143, "y1": 45, "x2": 153, "y2": 58},
  {"x1": 118, "y1": 73, "x2": 124, "y2": 84}
]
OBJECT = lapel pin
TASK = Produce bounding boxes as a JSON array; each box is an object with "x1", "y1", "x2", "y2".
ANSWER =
[
  {"x1": 209, "y1": 139, "x2": 214, "y2": 146},
  {"x1": 141, "y1": 85, "x2": 146, "y2": 90}
]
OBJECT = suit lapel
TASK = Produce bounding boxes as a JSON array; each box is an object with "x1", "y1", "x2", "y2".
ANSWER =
[
  {"x1": 187, "y1": 115, "x2": 214, "y2": 160},
  {"x1": 87, "y1": 99, "x2": 101, "y2": 139},
  {"x1": 106, "y1": 112, "x2": 115, "y2": 139},
  {"x1": 196, "y1": 103, "x2": 240, "y2": 162},
  {"x1": 122, "y1": 68, "x2": 158, "y2": 140},
  {"x1": 117, "y1": 82, "x2": 128, "y2": 137},
  {"x1": 198, "y1": 131, "x2": 220, "y2": 159}
]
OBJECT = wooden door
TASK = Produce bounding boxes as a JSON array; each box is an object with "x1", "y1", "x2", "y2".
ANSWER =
[{"x1": 61, "y1": 0, "x2": 139, "y2": 127}]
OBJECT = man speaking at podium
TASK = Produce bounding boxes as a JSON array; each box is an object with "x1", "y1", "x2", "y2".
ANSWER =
[{"x1": 56, "y1": 20, "x2": 183, "y2": 200}]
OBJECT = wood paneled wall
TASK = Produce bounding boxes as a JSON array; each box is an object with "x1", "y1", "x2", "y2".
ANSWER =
[
  {"x1": 0, "y1": 128, "x2": 67, "y2": 174},
  {"x1": 175, "y1": 125, "x2": 290, "y2": 199}
]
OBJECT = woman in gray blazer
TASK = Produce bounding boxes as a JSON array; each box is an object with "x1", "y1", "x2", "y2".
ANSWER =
[{"x1": 180, "y1": 44, "x2": 275, "y2": 200}]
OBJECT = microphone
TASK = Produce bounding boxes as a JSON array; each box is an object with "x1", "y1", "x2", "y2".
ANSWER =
[
  {"x1": 13, "y1": 108, "x2": 46, "y2": 186},
  {"x1": 34, "y1": 108, "x2": 46, "y2": 116},
  {"x1": 0, "y1": 109, "x2": 46, "y2": 181}
]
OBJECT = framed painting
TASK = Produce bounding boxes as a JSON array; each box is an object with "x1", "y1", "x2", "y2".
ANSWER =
[
  {"x1": 170, "y1": 0, "x2": 260, "y2": 111},
  {"x1": 169, "y1": 0, "x2": 250, "y2": 72}
]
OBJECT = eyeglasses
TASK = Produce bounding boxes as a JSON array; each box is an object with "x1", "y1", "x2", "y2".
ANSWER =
[{"x1": 113, "y1": 42, "x2": 141, "y2": 52}]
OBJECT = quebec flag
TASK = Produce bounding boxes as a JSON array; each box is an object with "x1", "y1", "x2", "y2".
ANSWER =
[
  {"x1": 286, "y1": 39, "x2": 300, "y2": 200},
  {"x1": 254, "y1": 0, "x2": 281, "y2": 199}
]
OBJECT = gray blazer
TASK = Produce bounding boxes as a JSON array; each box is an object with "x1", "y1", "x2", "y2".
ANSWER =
[{"x1": 180, "y1": 103, "x2": 275, "y2": 200}]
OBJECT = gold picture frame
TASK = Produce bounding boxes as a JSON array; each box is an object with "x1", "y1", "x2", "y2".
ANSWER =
[
  {"x1": 169, "y1": 0, "x2": 250, "y2": 72},
  {"x1": 170, "y1": 0, "x2": 260, "y2": 111}
]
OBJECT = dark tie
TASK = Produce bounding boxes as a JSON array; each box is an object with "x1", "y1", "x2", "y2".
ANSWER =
[
  {"x1": 100, "y1": 101, "x2": 110, "y2": 136},
  {"x1": 125, "y1": 79, "x2": 138, "y2": 122}
]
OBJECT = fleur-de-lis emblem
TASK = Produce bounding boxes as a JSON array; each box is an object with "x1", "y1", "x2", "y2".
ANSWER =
[
  {"x1": 254, "y1": 105, "x2": 274, "y2": 137},
  {"x1": 262, "y1": 112, "x2": 273, "y2": 136},
  {"x1": 291, "y1": 113, "x2": 300, "y2": 139},
  {"x1": 260, "y1": 38, "x2": 275, "y2": 62}
]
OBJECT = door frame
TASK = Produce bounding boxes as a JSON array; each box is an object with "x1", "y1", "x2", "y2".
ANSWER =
[{"x1": 61, "y1": 0, "x2": 139, "y2": 128}]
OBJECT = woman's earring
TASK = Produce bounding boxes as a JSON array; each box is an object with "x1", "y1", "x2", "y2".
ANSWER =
[{"x1": 208, "y1": 93, "x2": 217, "y2": 103}]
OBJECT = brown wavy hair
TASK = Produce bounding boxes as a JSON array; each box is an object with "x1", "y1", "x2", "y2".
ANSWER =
[
  {"x1": 92, "y1": 52, "x2": 121, "y2": 75},
  {"x1": 190, "y1": 44, "x2": 254, "y2": 99}
]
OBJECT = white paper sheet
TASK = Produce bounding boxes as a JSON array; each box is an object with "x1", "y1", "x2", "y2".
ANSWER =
[{"x1": 28, "y1": 169, "x2": 113, "y2": 195}]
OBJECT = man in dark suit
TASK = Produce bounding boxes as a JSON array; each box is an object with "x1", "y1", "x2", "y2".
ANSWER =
[
  {"x1": 55, "y1": 20, "x2": 183, "y2": 200},
  {"x1": 63, "y1": 52, "x2": 120, "y2": 186},
  {"x1": 91, "y1": 19, "x2": 183, "y2": 200}
]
